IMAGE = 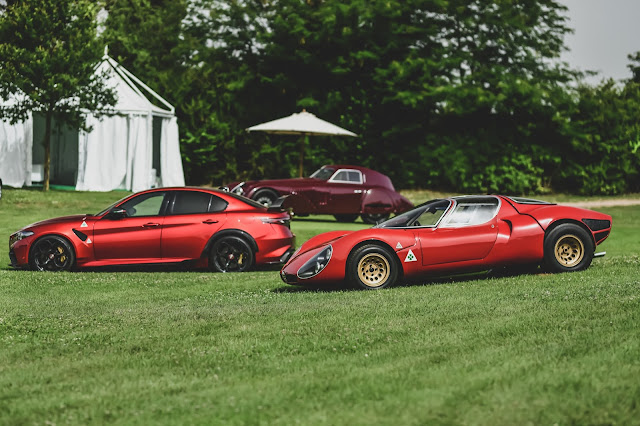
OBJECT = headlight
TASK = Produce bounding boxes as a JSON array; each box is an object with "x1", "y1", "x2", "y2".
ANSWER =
[
  {"x1": 297, "y1": 245, "x2": 332, "y2": 279},
  {"x1": 10, "y1": 230, "x2": 34, "y2": 248}
]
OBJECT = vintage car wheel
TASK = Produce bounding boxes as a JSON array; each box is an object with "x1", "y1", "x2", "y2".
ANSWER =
[
  {"x1": 543, "y1": 224, "x2": 594, "y2": 272},
  {"x1": 210, "y1": 236, "x2": 254, "y2": 272},
  {"x1": 252, "y1": 189, "x2": 278, "y2": 207},
  {"x1": 348, "y1": 244, "x2": 398, "y2": 290},
  {"x1": 334, "y1": 214, "x2": 358, "y2": 223},
  {"x1": 361, "y1": 213, "x2": 390, "y2": 224},
  {"x1": 29, "y1": 235, "x2": 75, "y2": 272}
]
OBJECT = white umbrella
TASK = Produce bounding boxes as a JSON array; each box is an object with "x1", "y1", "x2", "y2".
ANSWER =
[{"x1": 246, "y1": 110, "x2": 357, "y2": 177}]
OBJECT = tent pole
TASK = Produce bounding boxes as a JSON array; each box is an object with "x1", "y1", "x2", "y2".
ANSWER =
[{"x1": 298, "y1": 137, "x2": 304, "y2": 178}]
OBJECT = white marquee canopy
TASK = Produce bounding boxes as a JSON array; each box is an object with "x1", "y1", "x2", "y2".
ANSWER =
[{"x1": 0, "y1": 54, "x2": 185, "y2": 191}]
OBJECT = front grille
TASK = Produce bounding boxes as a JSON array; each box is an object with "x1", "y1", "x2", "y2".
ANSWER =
[{"x1": 582, "y1": 218, "x2": 611, "y2": 232}]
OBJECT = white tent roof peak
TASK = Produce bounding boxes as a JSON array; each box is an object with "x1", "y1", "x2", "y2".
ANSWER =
[
  {"x1": 246, "y1": 110, "x2": 358, "y2": 137},
  {"x1": 97, "y1": 54, "x2": 175, "y2": 117}
]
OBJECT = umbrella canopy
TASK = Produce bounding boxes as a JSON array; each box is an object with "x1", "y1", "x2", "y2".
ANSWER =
[{"x1": 246, "y1": 110, "x2": 357, "y2": 176}]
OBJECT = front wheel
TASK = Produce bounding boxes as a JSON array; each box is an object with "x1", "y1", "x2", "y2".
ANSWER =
[
  {"x1": 361, "y1": 213, "x2": 390, "y2": 224},
  {"x1": 29, "y1": 236, "x2": 75, "y2": 271},
  {"x1": 543, "y1": 224, "x2": 594, "y2": 273},
  {"x1": 348, "y1": 245, "x2": 398, "y2": 290},
  {"x1": 209, "y1": 236, "x2": 254, "y2": 272}
]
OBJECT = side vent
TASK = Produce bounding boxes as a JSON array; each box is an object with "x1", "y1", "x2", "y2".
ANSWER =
[
  {"x1": 72, "y1": 229, "x2": 88, "y2": 242},
  {"x1": 582, "y1": 218, "x2": 611, "y2": 232}
]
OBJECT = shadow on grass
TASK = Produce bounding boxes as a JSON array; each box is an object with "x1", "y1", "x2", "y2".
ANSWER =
[{"x1": 272, "y1": 265, "x2": 544, "y2": 293}]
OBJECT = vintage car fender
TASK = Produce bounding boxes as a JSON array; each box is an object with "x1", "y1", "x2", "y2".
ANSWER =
[{"x1": 360, "y1": 187, "x2": 397, "y2": 214}]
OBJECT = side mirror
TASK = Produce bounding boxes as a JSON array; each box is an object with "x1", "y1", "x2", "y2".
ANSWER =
[{"x1": 108, "y1": 208, "x2": 128, "y2": 219}]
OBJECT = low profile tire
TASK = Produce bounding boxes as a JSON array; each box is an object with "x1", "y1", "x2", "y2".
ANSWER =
[
  {"x1": 334, "y1": 214, "x2": 359, "y2": 223},
  {"x1": 252, "y1": 189, "x2": 278, "y2": 207},
  {"x1": 543, "y1": 223, "x2": 594, "y2": 273},
  {"x1": 361, "y1": 213, "x2": 390, "y2": 225},
  {"x1": 348, "y1": 244, "x2": 398, "y2": 290},
  {"x1": 29, "y1": 235, "x2": 75, "y2": 272},
  {"x1": 209, "y1": 236, "x2": 254, "y2": 272}
]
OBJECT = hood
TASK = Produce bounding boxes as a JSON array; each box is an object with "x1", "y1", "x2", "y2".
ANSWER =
[
  {"x1": 297, "y1": 230, "x2": 353, "y2": 254},
  {"x1": 23, "y1": 214, "x2": 92, "y2": 230}
]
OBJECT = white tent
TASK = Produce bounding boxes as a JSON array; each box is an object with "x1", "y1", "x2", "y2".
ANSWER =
[{"x1": 0, "y1": 55, "x2": 185, "y2": 191}]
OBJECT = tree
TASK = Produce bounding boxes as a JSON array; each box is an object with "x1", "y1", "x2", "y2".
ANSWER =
[{"x1": 0, "y1": 0, "x2": 115, "y2": 191}]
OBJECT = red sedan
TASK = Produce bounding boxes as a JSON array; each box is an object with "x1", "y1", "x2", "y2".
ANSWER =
[
  {"x1": 281, "y1": 195, "x2": 612, "y2": 289},
  {"x1": 224, "y1": 165, "x2": 413, "y2": 224},
  {"x1": 9, "y1": 187, "x2": 295, "y2": 272}
]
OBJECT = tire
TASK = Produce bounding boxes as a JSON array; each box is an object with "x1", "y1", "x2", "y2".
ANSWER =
[
  {"x1": 252, "y1": 189, "x2": 278, "y2": 207},
  {"x1": 348, "y1": 244, "x2": 398, "y2": 290},
  {"x1": 543, "y1": 223, "x2": 594, "y2": 273},
  {"x1": 361, "y1": 213, "x2": 390, "y2": 224},
  {"x1": 29, "y1": 235, "x2": 75, "y2": 272},
  {"x1": 334, "y1": 214, "x2": 358, "y2": 223},
  {"x1": 209, "y1": 236, "x2": 254, "y2": 272}
]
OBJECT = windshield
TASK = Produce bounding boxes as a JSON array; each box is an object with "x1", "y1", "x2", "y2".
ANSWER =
[
  {"x1": 376, "y1": 199, "x2": 451, "y2": 228},
  {"x1": 310, "y1": 167, "x2": 335, "y2": 180}
]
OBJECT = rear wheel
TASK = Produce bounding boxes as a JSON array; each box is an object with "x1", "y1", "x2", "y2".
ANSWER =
[
  {"x1": 29, "y1": 236, "x2": 75, "y2": 272},
  {"x1": 209, "y1": 236, "x2": 254, "y2": 272},
  {"x1": 361, "y1": 213, "x2": 390, "y2": 224},
  {"x1": 348, "y1": 244, "x2": 398, "y2": 290},
  {"x1": 252, "y1": 189, "x2": 278, "y2": 207},
  {"x1": 543, "y1": 224, "x2": 594, "y2": 273},
  {"x1": 334, "y1": 214, "x2": 358, "y2": 223}
]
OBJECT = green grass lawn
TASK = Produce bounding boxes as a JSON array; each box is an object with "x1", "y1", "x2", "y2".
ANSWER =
[{"x1": 0, "y1": 188, "x2": 639, "y2": 425}]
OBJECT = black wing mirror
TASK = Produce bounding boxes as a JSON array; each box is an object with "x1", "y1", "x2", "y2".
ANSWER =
[{"x1": 108, "y1": 208, "x2": 128, "y2": 219}]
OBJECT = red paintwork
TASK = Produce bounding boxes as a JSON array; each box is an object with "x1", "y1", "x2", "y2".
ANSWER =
[
  {"x1": 280, "y1": 195, "x2": 612, "y2": 285},
  {"x1": 10, "y1": 187, "x2": 294, "y2": 270},
  {"x1": 225, "y1": 165, "x2": 413, "y2": 217}
]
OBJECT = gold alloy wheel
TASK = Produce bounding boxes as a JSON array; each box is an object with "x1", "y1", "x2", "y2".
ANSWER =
[
  {"x1": 357, "y1": 253, "x2": 391, "y2": 287},
  {"x1": 554, "y1": 234, "x2": 585, "y2": 267}
]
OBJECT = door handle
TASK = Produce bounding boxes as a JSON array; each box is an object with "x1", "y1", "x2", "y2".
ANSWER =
[
  {"x1": 202, "y1": 219, "x2": 219, "y2": 224},
  {"x1": 142, "y1": 223, "x2": 160, "y2": 228}
]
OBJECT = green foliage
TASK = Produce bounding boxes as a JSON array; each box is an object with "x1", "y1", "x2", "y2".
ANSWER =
[{"x1": 0, "y1": 0, "x2": 116, "y2": 190}]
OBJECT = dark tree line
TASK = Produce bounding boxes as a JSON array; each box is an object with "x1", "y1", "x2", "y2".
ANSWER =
[{"x1": 4, "y1": 0, "x2": 639, "y2": 194}]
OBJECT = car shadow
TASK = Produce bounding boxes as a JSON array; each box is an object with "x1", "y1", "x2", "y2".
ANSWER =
[{"x1": 272, "y1": 265, "x2": 543, "y2": 293}]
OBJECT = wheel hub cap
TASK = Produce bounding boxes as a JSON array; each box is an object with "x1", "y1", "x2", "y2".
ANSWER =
[
  {"x1": 554, "y1": 234, "x2": 585, "y2": 267},
  {"x1": 358, "y1": 253, "x2": 390, "y2": 287}
]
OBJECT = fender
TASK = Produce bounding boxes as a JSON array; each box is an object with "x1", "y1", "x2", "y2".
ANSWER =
[
  {"x1": 361, "y1": 188, "x2": 394, "y2": 214},
  {"x1": 201, "y1": 229, "x2": 259, "y2": 258}
]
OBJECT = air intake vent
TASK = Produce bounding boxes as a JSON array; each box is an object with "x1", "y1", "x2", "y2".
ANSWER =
[
  {"x1": 72, "y1": 229, "x2": 88, "y2": 242},
  {"x1": 582, "y1": 219, "x2": 611, "y2": 232}
]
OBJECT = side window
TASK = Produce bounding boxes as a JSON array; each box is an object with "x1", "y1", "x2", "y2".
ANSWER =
[
  {"x1": 172, "y1": 191, "x2": 213, "y2": 215},
  {"x1": 413, "y1": 205, "x2": 448, "y2": 227},
  {"x1": 330, "y1": 169, "x2": 363, "y2": 184},
  {"x1": 209, "y1": 195, "x2": 228, "y2": 212},
  {"x1": 442, "y1": 202, "x2": 499, "y2": 227},
  {"x1": 120, "y1": 192, "x2": 166, "y2": 217},
  {"x1": 332, "y1": 170, "x2": 349, "y2": 182}
]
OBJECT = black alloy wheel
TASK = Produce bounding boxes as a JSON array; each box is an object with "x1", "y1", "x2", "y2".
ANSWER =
[
  {"x1": 29, "y1": 235, "x2": 75, "y2": 271},
  {"x1": 361, "y1": 213, "x2": 390, "y2": 224},
  {"x1": 210, "y1": 236, "x2": 254, "y2": 272},
  {"x1": 252, "y1": 189, "x2": 278, "y2": 207}
]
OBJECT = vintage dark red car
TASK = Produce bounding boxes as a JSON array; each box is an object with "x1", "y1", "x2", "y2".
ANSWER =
[
  {"x1": 9, "y1": 187, "x2": 295, "y2": 272},
  {"x1": 280, "y1": 195, "x2": 612, "y2": 289},
  {"x1": 224, "y1": 165, "x2": 413, "y2": 224}
]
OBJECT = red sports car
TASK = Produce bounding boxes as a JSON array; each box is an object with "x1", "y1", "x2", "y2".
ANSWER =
[
  {"x1": 9, "y1": 187, "x2": 295, "y2": 272},
  {"x1": 224, "y1": 165, "x2": 413, "y2": 224},
  {"x1": 280, "y1": 195, "x2": 612, "y2": 289}
]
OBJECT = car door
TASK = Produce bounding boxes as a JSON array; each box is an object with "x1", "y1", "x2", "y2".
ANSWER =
[
  {"x1": 93, "y1": 191, "x2": 168, "y2": 261},
  {"x1": 161, "y1": 190, "x2": 227, "y2": 260},
  {"x1": 325, "y1": 169, "x2": 365, "y2": 214},
  {"x1": 415, "y1": 198, "x2": 500, "y2": 266}
]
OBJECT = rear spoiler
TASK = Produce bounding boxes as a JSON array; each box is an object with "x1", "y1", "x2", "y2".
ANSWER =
[{"x1": 267, "y1": 195, "x2": 291, "y2": 213}]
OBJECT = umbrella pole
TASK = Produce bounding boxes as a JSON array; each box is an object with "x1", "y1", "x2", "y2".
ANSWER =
[{"x1": 298, "y1": 137, "x2": 305, "y2": 178}]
